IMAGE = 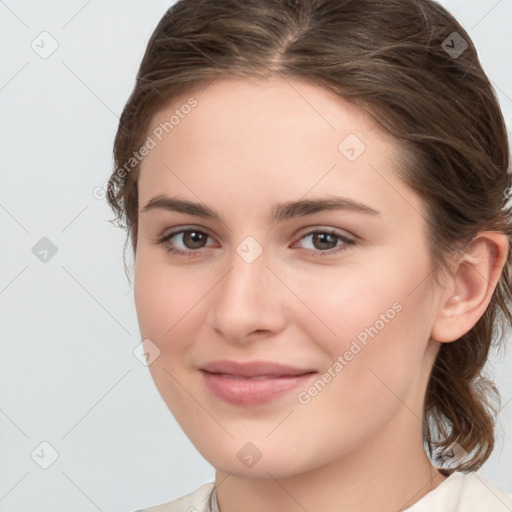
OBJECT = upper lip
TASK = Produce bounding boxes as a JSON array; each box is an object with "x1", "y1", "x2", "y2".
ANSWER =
[{"x1": 200, "y1": 360, "x2": 315, "y2": 378}]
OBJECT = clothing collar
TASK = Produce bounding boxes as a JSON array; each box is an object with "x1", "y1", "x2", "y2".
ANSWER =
[
  {"x1": 209, "y1": 486, "x2": 220, "y2": 512},
  {"x1": 207, "y1": 468, "x2": 458, "y2": 512}
]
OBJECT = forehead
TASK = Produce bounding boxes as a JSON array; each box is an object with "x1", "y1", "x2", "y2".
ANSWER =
[
  {"x1": 149, "y1": 75, "x2": 383, "y2": 148},
  {"x1": 138, "y1": 75, "x2": 424, "y2": 225}
]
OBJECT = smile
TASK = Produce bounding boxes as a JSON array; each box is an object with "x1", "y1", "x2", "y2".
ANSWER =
[{"x1": 199, "y1": 360, "x2": 317, "y2": 405}]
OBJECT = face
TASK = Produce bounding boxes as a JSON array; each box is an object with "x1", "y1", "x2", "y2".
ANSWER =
[{"x1": 134, "y1": 76, "x2": 445, "y2": 478}]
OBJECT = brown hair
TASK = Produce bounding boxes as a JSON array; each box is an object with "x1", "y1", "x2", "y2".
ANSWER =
[{"x1": 107, "y1": 0, "x2": 512, "y2": 471}]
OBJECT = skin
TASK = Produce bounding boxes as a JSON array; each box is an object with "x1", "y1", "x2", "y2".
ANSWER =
[{"x1": 133, "y1": 75, "x2": 508, "y2": 512}]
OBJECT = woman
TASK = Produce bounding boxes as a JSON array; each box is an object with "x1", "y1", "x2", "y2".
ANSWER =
[{"x1": 107, "y1": 0, "x2": 512, "y2": 510}]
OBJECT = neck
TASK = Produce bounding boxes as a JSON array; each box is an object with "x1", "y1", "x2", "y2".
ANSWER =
[{"x1": 214, "y1": 406, "x2": 447, "y2": 512}]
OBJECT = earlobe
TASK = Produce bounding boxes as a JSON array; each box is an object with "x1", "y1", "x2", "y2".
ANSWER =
[{"x1": 430, "y1": 232, "x2": 509, "y2": 343}]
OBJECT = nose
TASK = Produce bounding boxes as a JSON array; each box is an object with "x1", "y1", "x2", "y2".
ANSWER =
[{"x1": 206, "y1": 245, "x2": 287, "y2": 344}]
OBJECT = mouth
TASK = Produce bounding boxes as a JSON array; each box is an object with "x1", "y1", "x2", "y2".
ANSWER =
[{"x1": 199, "y1": 360, "x2": 317, "y2": 405}]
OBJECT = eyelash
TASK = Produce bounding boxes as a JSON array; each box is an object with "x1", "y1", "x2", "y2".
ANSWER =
[{"x1": 156, "y1": 227, "x2": 356, "y2": 258}]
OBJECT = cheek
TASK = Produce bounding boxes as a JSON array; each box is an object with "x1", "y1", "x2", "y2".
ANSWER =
[
  {"x1": 134, "y1": 251, "x2": 202, "y2": 340},
  {"x1": 133, "y1": 251, "x2": 223, "y2": 393},
  {"x1": 133, "y1": 253, "x2": 202, "y2": 410},
  {"x1": 294, "y1": 250, "x2": 433, "y2": 378},
  {"x1": 286, "y1": 259, "x2": 406, "y2": 344}
]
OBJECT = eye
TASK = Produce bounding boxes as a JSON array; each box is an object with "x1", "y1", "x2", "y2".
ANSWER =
[
  {"x1": 157, "y1": 228, "x2": 215, "y2": 257},
  {"x1": 294, "y1": 228, "x2": 356, "y2": 257},
  {"x1": 156, "y1": 227, "x2": 356, "y2": 258}
]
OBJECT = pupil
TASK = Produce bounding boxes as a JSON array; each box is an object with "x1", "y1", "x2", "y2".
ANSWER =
[
  {"x1": 314, "y1": 232, "x2": 337, "y2": 250},
  {"x1": 185, "y1": 231, "x2": 205, "y2": 249}
]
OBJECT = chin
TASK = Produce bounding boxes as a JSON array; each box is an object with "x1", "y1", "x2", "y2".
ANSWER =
[
  {"x1": 189, "y1": 433, "x2": 324, "y2": 480},
  {"x1": 206, "y1": 451, "x2": 306, "y2": 479}
]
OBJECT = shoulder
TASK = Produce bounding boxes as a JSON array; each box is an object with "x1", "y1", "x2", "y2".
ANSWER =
[
  {"x1": 134, "y1": 482, "x2": 215, "y2": 512},
  {"x1": 459, "y1": 472, "x2": 512, "y2": 511},
  {"x1": 405, "y1": 471, "x2": 512, "y2": 511}
]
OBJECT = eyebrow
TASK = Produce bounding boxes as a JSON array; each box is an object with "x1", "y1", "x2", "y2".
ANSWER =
[{"x1": 140, "y1": 194, "x2": 380, "y2": 221}]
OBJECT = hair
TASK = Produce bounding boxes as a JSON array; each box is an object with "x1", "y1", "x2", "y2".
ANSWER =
[{"x1": 107, "y1": 0, "x2": 512, "y2": 472}]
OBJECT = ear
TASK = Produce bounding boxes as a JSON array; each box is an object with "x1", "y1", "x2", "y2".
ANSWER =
[{"x1": 430, "y1": 231, "x2": 509, "y2": 343}]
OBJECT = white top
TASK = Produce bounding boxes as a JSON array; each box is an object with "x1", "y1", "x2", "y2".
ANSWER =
[{"x1": 135, "y1": 471, "x2": 512, "y2": 512}]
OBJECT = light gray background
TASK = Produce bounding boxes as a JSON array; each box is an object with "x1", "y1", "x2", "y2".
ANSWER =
[{"x1": 1, "y1": 1, "x2": 511, "y2": 511}]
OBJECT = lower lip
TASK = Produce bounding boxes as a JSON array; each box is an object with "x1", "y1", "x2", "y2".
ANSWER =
[{"x1": 201, "y1": 371, "x2": 316, "y2": 405}]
